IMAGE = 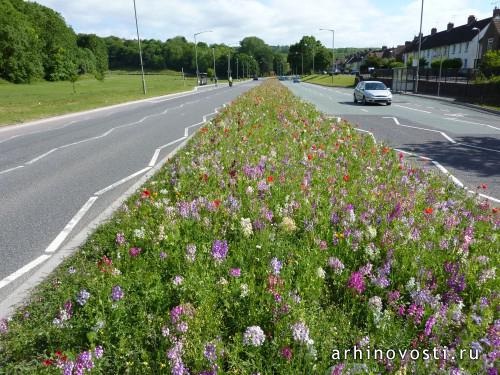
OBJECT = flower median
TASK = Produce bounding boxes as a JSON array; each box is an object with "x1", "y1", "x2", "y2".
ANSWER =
[{"x1": 0, "y1": 80, "x2": 498, "y2": 374}]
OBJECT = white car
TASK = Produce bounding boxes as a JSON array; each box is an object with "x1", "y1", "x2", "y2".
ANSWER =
[{"x1": 354, "y1": 81, "x2": 392, "y2": 105}]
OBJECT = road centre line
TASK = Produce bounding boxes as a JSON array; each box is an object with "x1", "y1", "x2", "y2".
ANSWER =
[
  {"x1": 0, "y1": 165, "x2": 24, "y2": 175},
  {"x1": 393, "y1": 104, "x2": 432, "y2": 113},
  {"x1": 45, "y1": 197, "x2": 98, "y2": 253},
  {"x1": 444, "y1": 117, "x2": 500, "y2": 131},
  {"x1": 0, "y1": 255, "x2": 52, "y2": 290},
  {"x1": 383, "y1": 116, "x2": 456, "y2": 144},
  {"x1": 26, "y1": 148, "x2": 57, "y2": 164}
]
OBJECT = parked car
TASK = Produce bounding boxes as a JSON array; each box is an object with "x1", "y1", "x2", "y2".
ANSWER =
[
  {"x1": 293, "y1": 76, "x2": 301, "y2": 83},
  {"x1": 253, "y1": 75, "x2": 258, "y2": 80},
  {"x1": 353, "y1": 80, "x2": 392, "y2": 105}
]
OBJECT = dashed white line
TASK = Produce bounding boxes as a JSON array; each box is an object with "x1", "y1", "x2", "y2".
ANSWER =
[
  {"x1": 0, "y1": 165, "x2": 24, "y2": 175},
  {"x1": 359, "y1": 108, "x2": 368, "y2": 113},
  {"x1": 0, "y1": 255, "x2": 52, "y2": 289},
  {"x1": 26, "y1": 148, "x2": 57, "y2": 164},
  {"x1": 394, "y1": 104, "x2": 431, "y2": 113},
  {"x1": 444, "y1": 117, "x2": 500, "y2": 131},
  {"x1": 44, "y1": 197, "x2": 98, "y2": 253},
  {"x1": 383, "y1": 116, "x2": 456, "y2": 144},
  {"x1": 148, "y1": 149, "x2": 161, "y2": 167}
]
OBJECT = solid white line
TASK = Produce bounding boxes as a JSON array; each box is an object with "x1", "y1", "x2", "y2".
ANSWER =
[
  {"x1": 94, "y1": 167, "x2": 151, "y2": 196},
  {"x1": 149, "y1": 149, "x2": 161, "y2": 167},
  {"x1": 0, "y1": 255, "x2": 51, "y2": 290},
  {"x1": 394, "y1": 104, "x2": 431, "y2": 113},
  {"x1": 354, "y1": 128, "x2": 377, "y2": 144},
  {"x1": 457, "y1": 143, "x2": 500, "y2": 153},
  {"x1": 444, "y1": 118, "x2": 500, "y2": 131},
  {"x1": 0, "y1": 165, "x2": 24, "y2": 175},
  {"x1": 359, "y1": 108, "x2": 368, "y2": 112},
  {"x1": 26, "y1": 148, "x2": 57, "y2": 164},
  {"x1": 158, "y1": 137, "x2": 187, "y2": 151},
  {"x1": 45, "y1": 196, "x2": 98, "y2": 253},
  {"x1": 384, "y1": 116, "x2": 401, "y2": 125},
  {"x1": 477, "y1": 192, "x2": 500, "y2": 203}
]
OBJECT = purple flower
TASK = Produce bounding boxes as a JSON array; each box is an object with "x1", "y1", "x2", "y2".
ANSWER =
[
  {"x1": 173, "y1": 276, "x2": 184, "y2": 286},
  {"x1": 230, "y1": 268, "x2": 241, "y2": 277},
  {"x1": 170, "y1": 305, "x2": 184, "y2": 324},
  {"x1": 330, "y1": 363, "x2": 345, "y2": 375},
  {"x1": 94, "y1": 346, "x2": 104, "y2": 359},
  {"x1": 280, "y1": 346, "x2": 293, "y2": 361},
  {"x1": 0, "y1": 318, "x2": 8, "y2": 334},
  {"x1": 270, "y1": 257, "x2": 282, "y2": 275},
  {"x1": 243, "y1": 326, "x2": 266, "y2": 346},
  {"x1": 424, "y1": 315, "x2": 436, "y2": 336},
  {"x1": 328, "y1": 257, "x2": 344, "y2": 273},
  {"x1": 115, "y1": 232, "x2": 126, "y2": 245},
  {"x1": 211, "y1": 240, "x2": 228, "y2": 261},
  {"x1": 176, "y1": 321, "x2": 189, "y2": 333},
  {"x1": 77, "y1": 350, "x2": 94, "y2": 370},
  {"x1": 348, "y1": 271, "x2": 365, "y2": 294},
  {"x1": 160, "y1": 251, "x2": 167, "y2": 260},
  {"x1": 111, "y1": 285, "x2": 124, "y2": 301},
  {"x1": 291, "y1": 321, "x2": 310, "y2": 344},
  {"x1": 76, "y1": 289, "x2": 91, "y2": 306},
  {"x1": 129, "y1": 247, "x2": 142, "y2": 257},
  {"x1": 204, "y1": 343, "x2": 217, "y2": 362}
]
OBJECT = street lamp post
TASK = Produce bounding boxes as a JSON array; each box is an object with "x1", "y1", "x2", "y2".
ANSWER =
[
  {"x1": 194, "y1": 30, "x2": 212, "y2": 86},
  {"x1": 236, "y1": 58, "x2": 239, "y2": 80},
  {"x1": 437, "y1": 46, "x2": 447, "y2": 96},
  {"x1": 472, "y1": 27, "x2": 480, "y2": 68},
  {"x1": 212, "y1": 48, "x2": 217, "y2": 86},
  {"x1": 312, "y1": 43, "x2": 315, "y2": 74},
  {"x1": 320, "y1": 28, "x2": 334, "y2": 84},
  {"x1": 415, "y1": 0, "x2": 424, "y2": 93},
  {"x1": 132, "y1": 0, "x2": 146, "y2": 94},
  {"x1": 227, "y1": 52, "x2": 231, "y2": 79}
]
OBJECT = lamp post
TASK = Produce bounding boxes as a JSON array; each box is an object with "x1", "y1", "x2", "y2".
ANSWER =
[
  {"x1": 227, "y1": 52, "x2": 231, "y2": 79},
  {"x1": 437, "y1": 46, "x2": 447, "y2": 96},
  {"x1": 132, "y1": 0, "x2": 146, "y2": 94},
  {"x1": 212, "y1": 48, "x2": 217, "y2": 86},
  {"x1": 312, "y1": 43, "x2": 315, "y2": 74},
  {"x1": 415, "y1": 0, "x2": 424, "y2": 93},
  {"x1": 194, "y1": 30, "x2": 212, "y2": 85},
  {"x1": 320, "y1": 28, "x2": 334, "y2": 84},
  {"x1": 236, "y1": 58, "x2": 239, "y2": 80},
  {"x1": 472, "y1": 27, "x2": 480, "y2": 68}
]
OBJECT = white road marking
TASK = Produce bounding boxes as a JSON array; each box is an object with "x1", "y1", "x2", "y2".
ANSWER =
[
  {"x1": 0, "y1": 121, "x2": 77, "y2": 145},
  {"x1": 394, "y1": 104, "x2": 431, "y2": 113},
  {"x1": 26, "y1": 148, "x2": 58, "y2": 164},
  {"x1": 457, "y1": 143, "x2": 500, "y2": 153},
  {"x1": 148, "y1": 149, "x2": 161, "y2": 167},
  {"x1": 354, "y1": 128, "x2": 377, "y2": 144},
  {"x1": 0, "y1": 166, "x2": 24, "y2": 175},
  {"x1": 94, "y1": 167, "x2": 152, "y2": 196},
  {"x1": 444, "y1": 117, "x2": 500, "y2": 131},
  {"x1": 45, "y1": 197, "x2": 98, "y2": 253},
  {"x1": 359, "y1": 108, "x2": 368, "y2": 113},
  {"x1": 0, "y1": 255, "x2": 51, "y2": 290},
  {"x1": 383, "y1": 116, "x2": 456, "y2": 143}
]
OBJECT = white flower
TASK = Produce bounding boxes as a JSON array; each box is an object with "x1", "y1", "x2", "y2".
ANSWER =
[
  {"x1": 406, "y1": 277, "x2": 416, "y2": 292},
  {"x1": 240, "y1": 217, "x2": 253, "y2": 238},
  {"x1": 134, "y1": 227, "x2": 145, "y2": 239},
  {"x1": 240, "y1": 283, "x2": 249, "y2": 297},
  {"x1": 366, "y1": 226, "x2": 377, "y2": 239},
  {"x1": 316, "y1": 267, "x2": 326, "y2": 279},
  {"x1": 281, "y1": 217, "x2": 297, "y2": 232},
  {"x1": 246, "y1": 186, "x2": 254, "y2": 195}
]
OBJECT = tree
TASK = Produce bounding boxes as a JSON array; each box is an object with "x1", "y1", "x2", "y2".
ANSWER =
[
  {"x1": 0, "y1": 0, "x2": 43, "y2": 83},
  {"x1": 77, "y1": 34, "x2": 108, "y2": 78},
  {"x1": 479, "y1": 50, "x2": 500, "y2": 77}
]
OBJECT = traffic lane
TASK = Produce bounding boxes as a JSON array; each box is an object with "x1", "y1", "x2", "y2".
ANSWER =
[
  {"x1": 0, "y1": 84, "x2": 251, "y2": 280},
  {"x1": 0, "y1": 83, "x2": 255, "y2": 171},
  {"x1": 343, "y1": 115, "x2": 500, "y2": 200},
  {"x1": 296, "y1": 83, "x2": 500, "y2": 135}
]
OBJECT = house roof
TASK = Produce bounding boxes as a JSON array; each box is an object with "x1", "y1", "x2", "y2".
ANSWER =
[{"x1": 404, "y1": 17, "x2": 492, "y2": 52}]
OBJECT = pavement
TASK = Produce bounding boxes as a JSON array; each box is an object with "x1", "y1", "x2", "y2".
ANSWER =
[
  {"x1": 0, "y1": 80, "x2": 259, "y2": 317},
  {"x1": 284, "y1": 81, "x2": 500, "y2": 204}
]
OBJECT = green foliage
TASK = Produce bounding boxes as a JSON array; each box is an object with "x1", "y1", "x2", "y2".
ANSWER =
[
  {"x1": 77, "y1": 34, "x2": 109, "y2": 76},
  {"x1": 288, "y1": 36, "x2": 332, "y2": 74},
  {"x1": 480, "y1": 50, "x2": 500, "y2": 77}
]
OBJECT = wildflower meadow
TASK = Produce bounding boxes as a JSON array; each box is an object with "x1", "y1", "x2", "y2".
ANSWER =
[{"x1": 0, "y1": 80, "x2": 498, "y2": 374}]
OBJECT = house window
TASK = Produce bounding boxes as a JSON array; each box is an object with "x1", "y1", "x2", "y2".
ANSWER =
[
  {"x1": 452, "y1": 44, "x2": 456, "y2": 54},
  {"x1": 463, "y1": 58, "x2": 467, "y2": 68},
  {"x1": 465, "y1": 42, "x2": 469, "y2": 52},
  {"x1": 459, "y1": 43, "x2": 462, "y2": 53},
  {"x1": 487, "y1": 38, "x2": 494, "y2": 50}
]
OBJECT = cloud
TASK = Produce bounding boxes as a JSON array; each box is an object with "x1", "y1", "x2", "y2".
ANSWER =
[{"x1": 33, "y1": 0, "x2": 494, "y2": 48}]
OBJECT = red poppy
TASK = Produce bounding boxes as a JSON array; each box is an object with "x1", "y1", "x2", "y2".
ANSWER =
[
  {"x1": 199, "y1": 173, "x2": 209, "y2": 182},
  {"x1": 424, "y1": 207, "x2": 433, "y2": 214},
  {"x1": 343, "y1": 175, "x2": 350, "y2": 182},
  {"x1": 42, "y1": 359, "x2": 53, "y2": 367},
  {"x1": 307, "y1": 154, "x2": 313, "y2": 160},
  {"x1": 213, "y1": 199, "x2": 221, "y2": 208},
  {"x1": 492, "y1": 207, "x2": 498, "y2": 214},
  {"x1": 141, "y1": 189, "x2": 151, "y2": 199},
  {"x1": 267, "y1": 175, "x2": 274, "y2": 183},
  {"x1": 382, "y1": 146, "x2": 390, "y2": 154}
]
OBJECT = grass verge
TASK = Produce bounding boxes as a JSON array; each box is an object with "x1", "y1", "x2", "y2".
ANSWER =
[
  {"x1": 0, "y1": 80, "x2": 498, "y2": 374},
  {"x1": 0, "y1": 73, "x2": 196, "y2": 126},
  {"x1": 301, "y1": 74, "x2": 356, "y2": 87}
]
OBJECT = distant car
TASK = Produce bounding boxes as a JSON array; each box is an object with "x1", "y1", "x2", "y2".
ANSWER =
[
  {"x1": 350, "y1": 70, "x2": 360, "y2": 75},
  {"x1": 293, "y1": 76, "x2": 301, "y2": 83},
  {"x1": 353, "y1": 80, "x2": 392, "y2": 105},
  {"x1": 253, "y1": 75, "x2": 258, "y2": 80}
]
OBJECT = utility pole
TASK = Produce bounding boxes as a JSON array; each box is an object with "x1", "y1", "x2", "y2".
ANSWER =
[
  {"x1": 212, "y1": 47, "x2": 216, "y2": 86},
  {"x1": 415, "y1": 0, "x2": 424, "y2": 93},
  {"x1": 194, "y1": 30, "x2": 212, "y2": 86},
  {"x1": 320, "y1": 28, "x2": 334, "y2": 84},
  {"x1": 133, "y1": 0, "x2": 146, "y2": 94},
  {"x1": 236, "y1": 58, "x2": 239, "y2": 80}
]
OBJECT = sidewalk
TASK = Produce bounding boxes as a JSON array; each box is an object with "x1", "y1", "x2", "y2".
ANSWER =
[{"x1": 398, "y1": 91, "x2": 500, "y2": 116}]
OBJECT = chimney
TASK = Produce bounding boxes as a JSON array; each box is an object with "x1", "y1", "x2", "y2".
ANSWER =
[
  {"x1": 468, "y1": 15, "x2": 476, "y2": 24},
  {"x1": 494, "y1": 7, "x2": 500, "y2": 18},
  {"x1": 447, "y1": 22, "x2": 454, "y2": 31},
  {"x1": 431, "y1": 28, "x2": 437, "y2": 35}
]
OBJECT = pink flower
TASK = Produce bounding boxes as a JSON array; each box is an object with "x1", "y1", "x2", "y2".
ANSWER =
[
  {"x1": 347, "y1": 271, "x2": 365, "y2": 294},
  {"x1": 129, "y1": 247, "x2": 142, "y2": 257}
]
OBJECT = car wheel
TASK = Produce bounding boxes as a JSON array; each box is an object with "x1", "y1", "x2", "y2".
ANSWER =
[
  {"x1": 353, "y1": 94, "x2": 358, "y2": 103},
  {"x1": 387, "y1": 101, "x2": 391, "y2": 106},
  {"x1": 362, "y1": 96, "x2": 366, "y2": 105}
]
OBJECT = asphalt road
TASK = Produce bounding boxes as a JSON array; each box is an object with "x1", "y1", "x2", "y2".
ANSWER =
[
  {"x1": 0, "y1": 81, "x2": 259, "y2": 310},
  {"x1": 284, "y1": 81, "x2": 500, "y2": 203}
]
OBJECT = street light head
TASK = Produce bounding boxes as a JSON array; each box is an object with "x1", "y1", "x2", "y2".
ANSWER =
[{"x1": 472, "y1": 27, "x2": 480, "y2": 32}]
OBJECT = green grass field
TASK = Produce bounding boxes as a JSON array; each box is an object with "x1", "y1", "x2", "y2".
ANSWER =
[
  {"x1": 0, "y1": 73, "x2": 198, "y2": 126},
  {"x1": 301, "y1": 74, "x2": 356, "y2": 88}
]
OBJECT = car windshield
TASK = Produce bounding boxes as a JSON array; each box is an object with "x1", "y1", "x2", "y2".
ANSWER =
[{"x1": 365, "y1": 82, "x2": 387, "y2": 90}]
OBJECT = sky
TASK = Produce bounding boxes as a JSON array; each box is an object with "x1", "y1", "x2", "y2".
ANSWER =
[{"x1": 33, "y1": 0, "x2": 495, "y2": 48}]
